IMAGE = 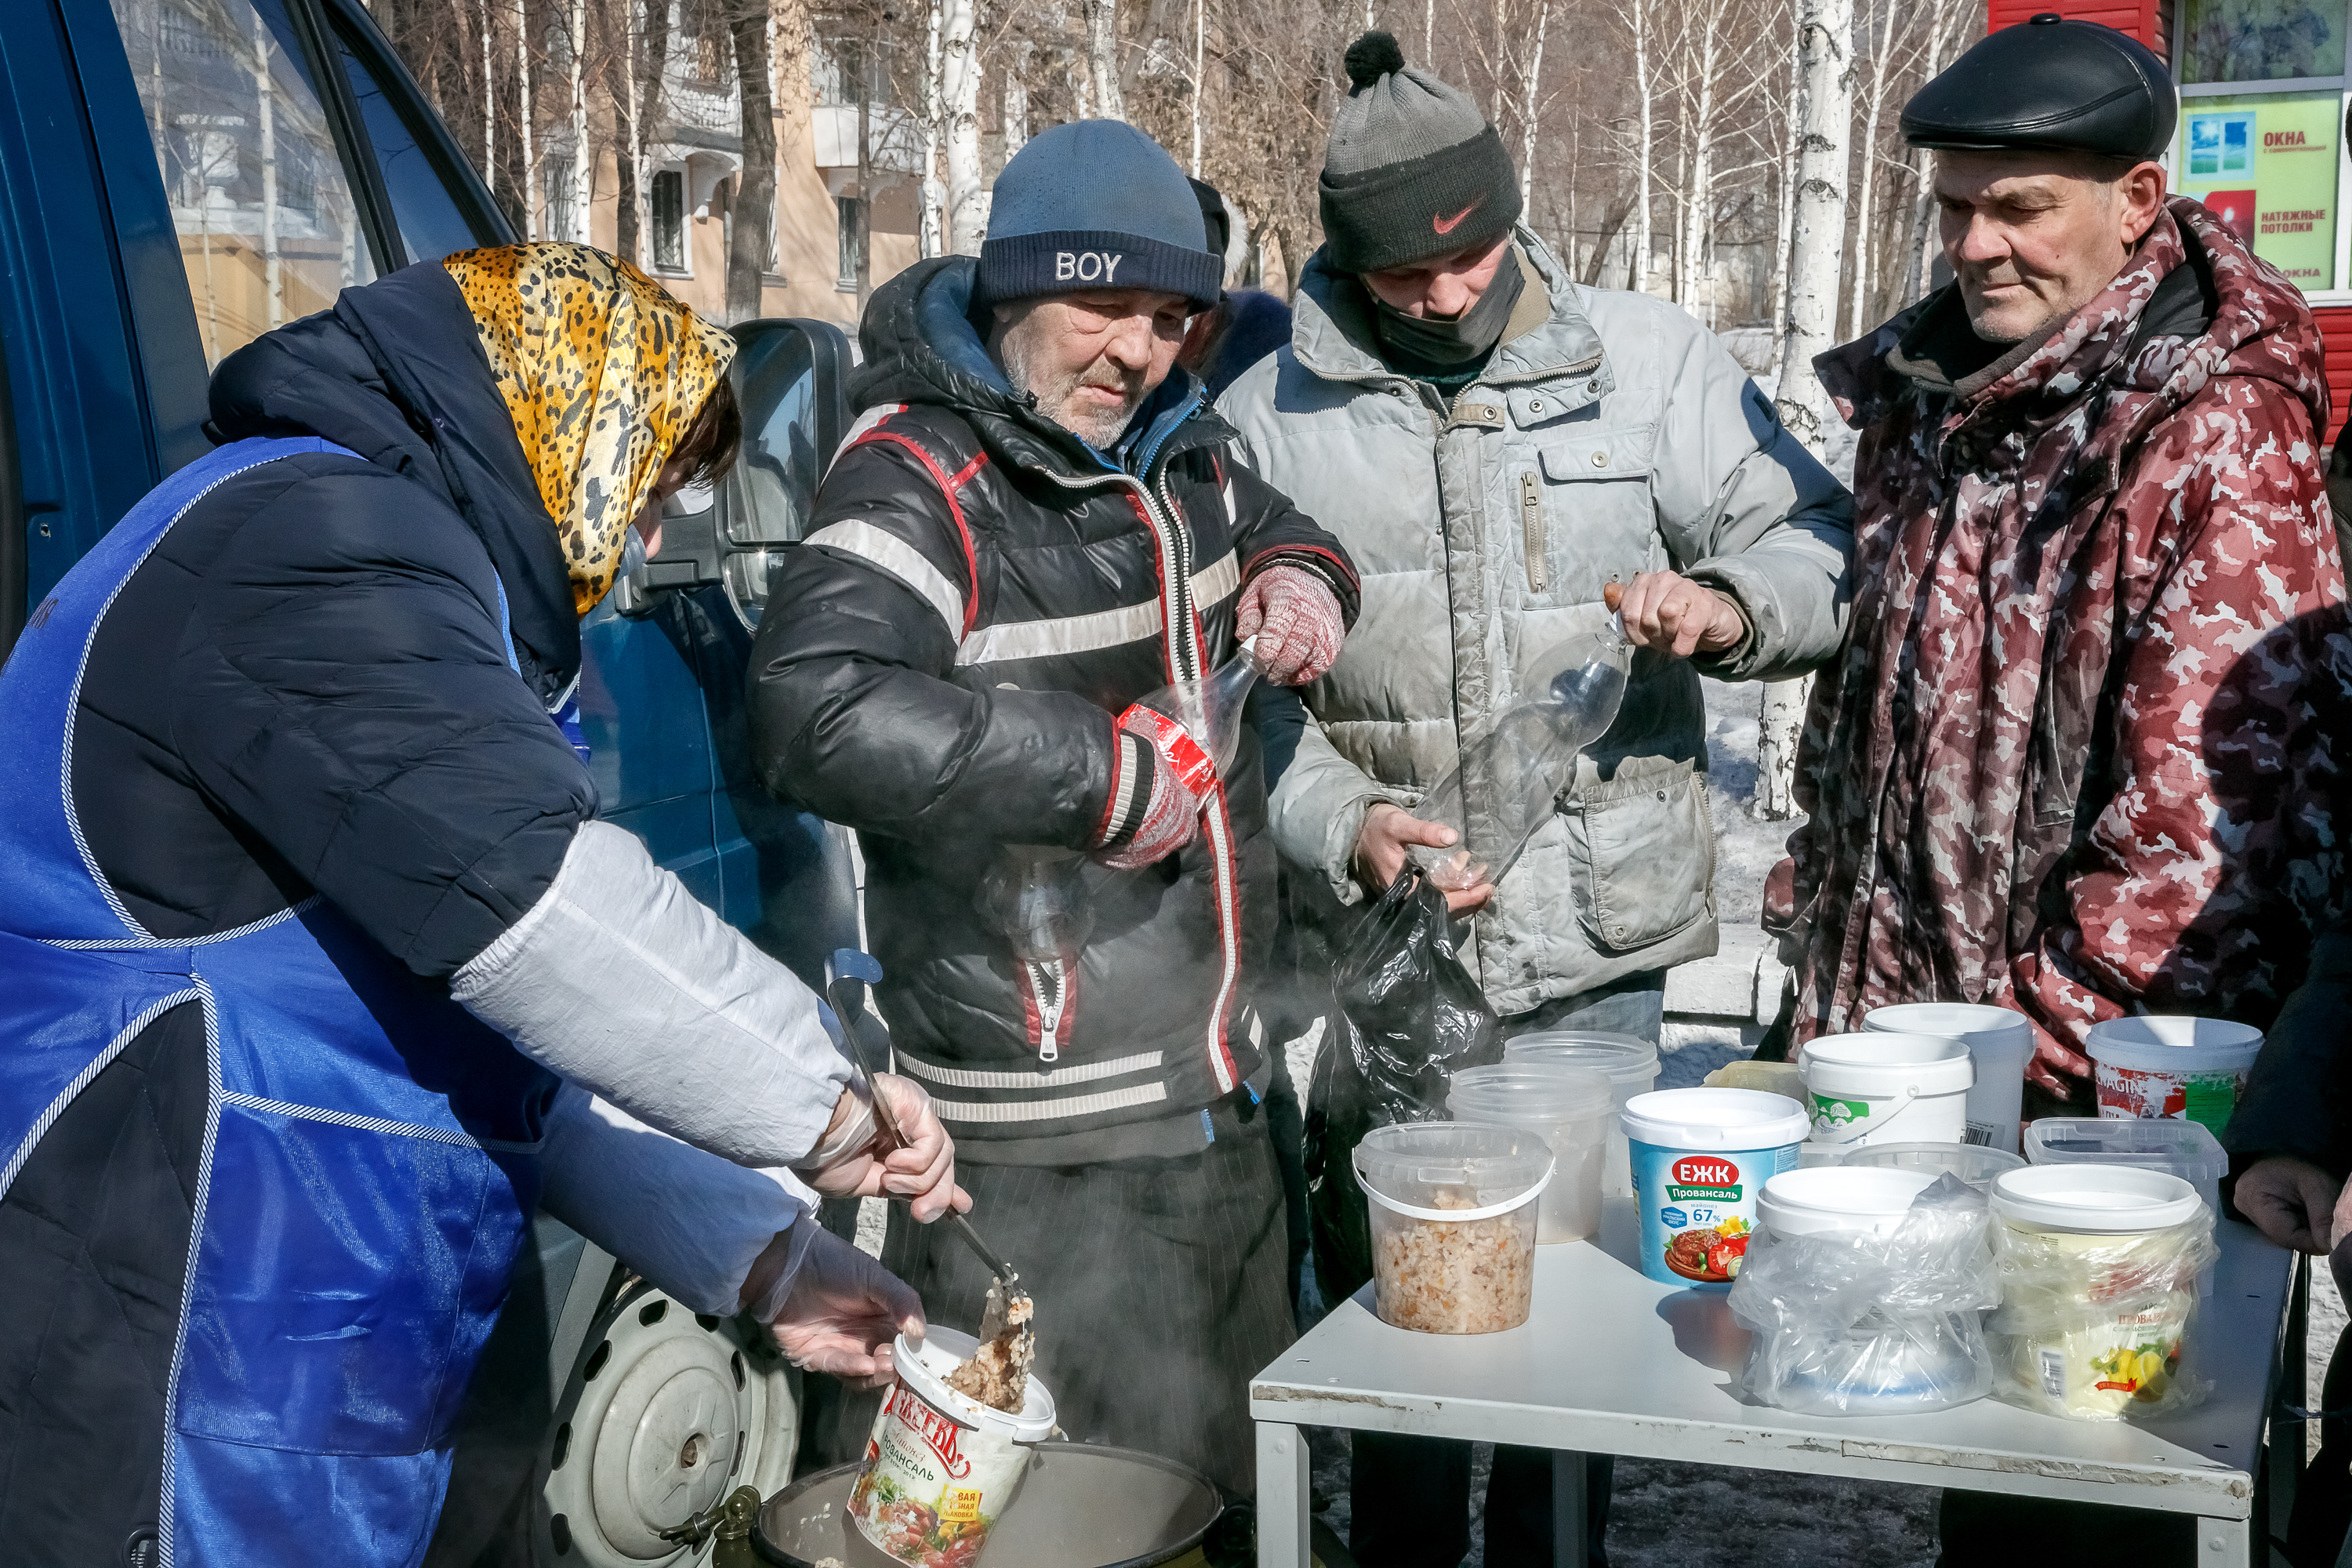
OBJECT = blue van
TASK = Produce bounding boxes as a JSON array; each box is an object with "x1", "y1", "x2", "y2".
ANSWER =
[{"x1": 1, "y1": 2, "x2": 856, "y2": 1559}]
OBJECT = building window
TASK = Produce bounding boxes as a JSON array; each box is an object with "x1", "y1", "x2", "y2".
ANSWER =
[
  {"x1": 652, "y1": 169, "x2": 685, "y2": 272},
  {"x1": 837, "y1": 195, "x2": 865, "y2": 289},
  {"x1": 2173, "y1": 0, "x2": 2351, "y2": 298}
]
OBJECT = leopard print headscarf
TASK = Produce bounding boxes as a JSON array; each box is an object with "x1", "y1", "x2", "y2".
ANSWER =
[{"x1": 443, "y1": 243, "x2": 736, "y2": 615}]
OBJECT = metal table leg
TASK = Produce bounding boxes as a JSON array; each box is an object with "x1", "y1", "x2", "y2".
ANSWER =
[
  {"x1": 1552, "y1": 1450, "x2": 1590, "y2": 1568},
  {"x1": 1258, "y1": 1421, "x2": 1310, "y2": 1568},
  {"x1": 2194, "y1": 1512, "x2": 2253, "y2": 1566}
]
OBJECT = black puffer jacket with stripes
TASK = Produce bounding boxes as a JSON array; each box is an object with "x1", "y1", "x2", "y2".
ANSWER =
[{"x1": 747, "y1": 258, "x2": 1357, "y2": 1151}]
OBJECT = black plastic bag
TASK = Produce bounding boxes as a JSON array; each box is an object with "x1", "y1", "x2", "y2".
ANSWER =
[{"x1": 1303, "y1": 869, "x2": 1502, "y2": 1302}]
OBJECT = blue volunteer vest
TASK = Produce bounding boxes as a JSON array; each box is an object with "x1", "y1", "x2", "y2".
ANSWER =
[{"x1": 0, "y1": 438, "x2": 558, "y2": 1566}]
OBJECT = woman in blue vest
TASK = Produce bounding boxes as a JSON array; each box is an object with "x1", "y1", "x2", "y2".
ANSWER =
[{"x1": 0, "y1": 243, "x2": 960, "y2": 1566}]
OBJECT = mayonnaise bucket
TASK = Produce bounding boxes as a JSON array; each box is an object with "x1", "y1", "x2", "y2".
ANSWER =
[
  {"x1": 1986, "y1": 1166, "x2": 2210, "y2": 1421},
  {"x1": 849, "y1": 1327, "x2": 1057, "y2": 1566},
  {"x1": 1798, "y1": 1032, "x2": 1973, "y2": 1148},
  {"x1": 2085, "y1": 1016, "x2": 2263, "y2": 1136},
  {"x1": 1623, "y1": 1088, "x2": 1808, "y2": 1290},
  {"x1": 1865, "y1": 1002, "x2": 2035, "y2": 1153}
]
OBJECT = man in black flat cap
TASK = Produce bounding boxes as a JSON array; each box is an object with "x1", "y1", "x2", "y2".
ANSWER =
[{"x1": 1774, "y1": 16, "x2": 2348, "y2": 1563}]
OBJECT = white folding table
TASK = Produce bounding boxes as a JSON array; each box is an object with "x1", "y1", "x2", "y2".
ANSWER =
[{"x1": 1254, "y1": 1199, "x2": 2299, "y2": 1567}]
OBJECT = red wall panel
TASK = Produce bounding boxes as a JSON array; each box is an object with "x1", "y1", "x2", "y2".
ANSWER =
[
  {"x1": 1982, "y1": 0, "x2": 2164, "y2": 49},
  {"x1": 2316, "y1": 307, "x2": 2352, "y2": 441}
]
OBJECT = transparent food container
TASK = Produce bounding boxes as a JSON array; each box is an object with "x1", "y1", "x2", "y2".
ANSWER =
[
  {"x1": 1353, "y1": 1123, "x2": 1553, "y2": 1334},
  {"x1": 1447, "y1": 1064, "x2": 1613, "y2": 1243},
  {"x1": 1503, "y1": 1031, "x2": 1661, "y2": 1197},
  {"x1": 1838, "y1": 1141, "x2": 2027, "y2": 1192},
  {"x1": 2024, "y1": 1116, "x2": 2226, "y2": 1294}
]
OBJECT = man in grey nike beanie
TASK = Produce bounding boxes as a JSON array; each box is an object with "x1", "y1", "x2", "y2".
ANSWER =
[{"x1": 1319, "y1": 31, "x2": 1522, "y2": 272}]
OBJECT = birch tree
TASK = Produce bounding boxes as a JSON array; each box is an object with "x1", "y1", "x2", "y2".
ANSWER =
[
  {"x1": 942, "y1": 0, "x2": 985, "y2": 252},
  {"x1": 480, "y1": 0, "x2": 499, "y2": 186},
  {"x1": 1083, "y1": 0, "x2": 1124, "y2": 119},
  {"x1": 1844, "y1": 0, "x2": 1898, "y2": 338},
  {"x1": 568, "y1": 0, "x2": 591, "y2": 240},
  {"x1": 1517, "y1": 0, "x2": 1550, "y2": 208},
  {"x1": 1759, "y1": 0, "x2": 1851, "y2": 820},
  {"x1": 725, "y1": 0, "x2": 778, "y2": 320},
  {"x1": 515, "y1": 0, "x2": 537, "y2": 238},
  {"x1": 920, "y1": 0, "x2": 943, "y2": 256}
]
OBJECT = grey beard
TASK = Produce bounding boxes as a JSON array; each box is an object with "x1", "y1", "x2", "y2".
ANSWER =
[{"x1": 1000, "y1": 327, "x2": 1138, "y2": 448}]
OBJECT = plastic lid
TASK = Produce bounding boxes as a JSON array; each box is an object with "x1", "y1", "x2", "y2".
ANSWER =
[
  {"x1": 1505, "y1": 1032, "x2": 1659, "y2": 1073},
  {"x1": 1759, "y1": 1166, "x2": 1936, "y2": 1237},
  {"x1": 894, "y1": 1326, "x2": 1058, "y2": 1440},
  {"x1": 1990, "y1": 1163, "x2": 2205, "y2": 1232},
  {"x1": 1621, "y1": 1087, "x2": 1809, "y2": 1151},
  {"x1": 1838, "y1": 1141, "x2": 2026, "y2": 1190},
  {"x1": 1447, "y1": 1064, "x2": 1615, "y2": 1122},
  {"x1": 1799, "y1": 1032, "x2": 1974, "y2": 1097},
  {"x1": 2084, "y1": 1015, "x2": 2263, "y2": 1072},
  {"x1": 1352, "y1": 1121, "x2": 1555, "y2": 1212},
  {"x1": 2024, "y1": 1116, "x2": 2227, "y2": 1179},
  {"x1": 1864, "y1": 1002, "x2": 2033, "y2": 1049}
]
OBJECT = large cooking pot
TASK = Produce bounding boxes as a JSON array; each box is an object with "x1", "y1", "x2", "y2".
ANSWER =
[{"x1": 752, "y1": 1445, "x2": 1221, "y2": 1568}]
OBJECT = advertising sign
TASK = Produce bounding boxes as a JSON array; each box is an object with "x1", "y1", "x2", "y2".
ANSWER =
[{"x1": 2175, "y1": 91, "x2": 2343, "y2": 292}]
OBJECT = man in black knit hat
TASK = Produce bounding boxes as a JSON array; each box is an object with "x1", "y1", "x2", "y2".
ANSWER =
[{"x1": 1219, "y1": 31, "x2": 1854, "y2": 1568}]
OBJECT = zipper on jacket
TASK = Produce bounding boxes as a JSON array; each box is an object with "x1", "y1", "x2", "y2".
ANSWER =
[
  {"x1": 1519, "y1": 471, "x2": 1548, "y2": 593},
  {"x1": 1025, "y1": 957, "x2": 1068, "y2": 1062}
]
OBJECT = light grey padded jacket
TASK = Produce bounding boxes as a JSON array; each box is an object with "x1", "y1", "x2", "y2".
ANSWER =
[{"x1": 1218, "y1": 232, "x2": 1855, "y2": 1014}]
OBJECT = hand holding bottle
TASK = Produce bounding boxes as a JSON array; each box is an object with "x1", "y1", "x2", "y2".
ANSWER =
[{"x1": 1236, "y1": 563, "x2": 1346, "y2": 684}]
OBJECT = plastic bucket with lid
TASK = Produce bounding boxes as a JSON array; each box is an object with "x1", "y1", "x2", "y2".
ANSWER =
[
  {"x1": 847, "y1": 1326, "x2": 1057, "y2": 1566},
  {"x1": 1986, "y1": 1166, "x2": 2212, "y2": 1420},
  {"x1": 1865, "y1": 1003, "x2": 2035, "y2": 1154},
  {"x1": 1622, "y1": 1088, "x2": 1808, "y2": 1289},
  {"x1": 1353, "y1": 1122, "x2": 1552, "y2": 1334},
  {"x1": 1757, "y1": 1166, "x2": 1939, "y2": 1238},
  {"x1": 1798, "y1": 1033, "x2": 1973, "y2": 1148},
  {"x1": 1503, "y1": 1031, "x2": 1661, "y2": 1197},
  {"x1": 1838, "y1": 1141, "x2": 2025, "y2": 1192},
  {"x1": 2085, "y1": 1016, "x2": 2263, "y2": 1135},
  {"x1": 1447, "y1": 1064, "x2": 1613, "y2": 1243},
  {"x1": 2024, "y1": 1116, "x2": 2227, "y2": 1294}
]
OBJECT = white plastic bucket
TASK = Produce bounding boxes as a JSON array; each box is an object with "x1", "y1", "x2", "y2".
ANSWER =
[
  {"x1": 849, "y1": 1326, "x2": 1057, "y2": 1566},
  {"x1": 1798, "y1": 1032, "x2": 1973, "y2": 1148},
  {"x1": 1622, "y1": 1088, "x2": 1809, "y2": 1289},
  {"x1": 1758, "y1": 1166, "x2": 1938, "y2": 1238},
  {"x1": 1353, "y1": 1123, "x2": 1552, "y2": 1334},
  {"x1": 1865, "y1": 1003, "x2": 2035, "y2": 1154},
  {"x1": 1503, "y1": 1032, "x2": 1660, "y2": 1198},
  {"x1": 2085, "y1": 1016, "x2": 2263, "y2": 1135},
  {"x1": 1987, "y1": 1166, "x2": 2209, "y2": 1419},
  {"x1": 1447, "y1": 1064, "x2": 1613, "y2": 1243}
]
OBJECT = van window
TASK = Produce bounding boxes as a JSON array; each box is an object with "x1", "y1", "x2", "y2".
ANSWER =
[
  {"x1": 110, "y1": 0, "x2": 378, "y2": 367},
  {"x1": 329, "y1": 19, "x2": 486, "y2": 264}
]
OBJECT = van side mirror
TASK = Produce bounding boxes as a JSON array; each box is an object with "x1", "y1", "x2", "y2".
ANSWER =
[{"x1": 613, "y1": 318, "x2": 854, "y2": 626}]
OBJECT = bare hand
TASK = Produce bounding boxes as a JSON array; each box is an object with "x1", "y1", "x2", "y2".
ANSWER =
[
  {"x1": 1602, "y1": 575, "x2": 1744, "y2": 658},
  {"x1": 2022, "y1": 1021, "x2": 2094, "y2": 1098},
  {"x1": 759, "y1": 1225, "x2": 924, "y2": 1388},
  {"x1": 804, "y1": 1074, "x2": 971, "y2": 1222},
  {"x1": 2236, "y1": 1156, "x2": 2345, "y2": 1254},
  {"x1": 1354, "y1": 803, "x2": 1493, "y2": 915}
]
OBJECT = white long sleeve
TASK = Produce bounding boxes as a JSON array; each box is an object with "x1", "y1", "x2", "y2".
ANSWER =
[{"x1": 452, "y1": 818, "x2": 852, "y2": 1167}]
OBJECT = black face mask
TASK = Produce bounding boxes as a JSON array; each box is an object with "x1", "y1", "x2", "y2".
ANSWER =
[{"x1": 1370, "y1": 246, "x2": 1526, "y2": 368}]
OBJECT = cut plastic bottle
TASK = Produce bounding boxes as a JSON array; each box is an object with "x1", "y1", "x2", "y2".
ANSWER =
[
  {"x1": 1406, "y1": 619, "x2": 1632, "y2": 891},
  {"x1": 1134, "y1": 635, "x2": 1268, "y2": 775}
]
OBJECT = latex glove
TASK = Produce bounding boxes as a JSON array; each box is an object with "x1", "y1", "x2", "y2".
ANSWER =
[
  {"x1": 1094, "y1": 704, "x2": 1214, "y2": 870},
  {"x1": 2236, "y1": 1155, "x2": 2344, "y2": 1254},
  {"x1": 1603, "y1": 575, "x2": 1744, "y2": 658},
  {"x1": 762, "y1": 1225, "x2": 924, "y2": 1390},
  {"x1": 794, "y1": 1073, "x2": 970, "y2": 1222},
  {"x1": 1236, "y1": 562, "x2": 1346, "y2": 684},
  {"x1": 1353, "y1": 802, "x2": 1493, "y2": 915}
]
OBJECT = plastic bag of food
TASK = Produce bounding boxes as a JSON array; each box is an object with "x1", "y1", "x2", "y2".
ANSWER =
[
  {"x1": 1304, "y1": 868, "x2": 1502, "y2": 1301},
  {"x1": 1729, "y1": 1173, "x2": 2000, "y2": 1415},
  {"x1": 1984, "y1": 1205, "x2": 2218, "y2": 1421}
]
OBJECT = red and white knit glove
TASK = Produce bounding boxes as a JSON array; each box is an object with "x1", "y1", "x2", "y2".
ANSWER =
[
  {"x1": 1093, "y1": 705, "x2": 1216, "y2": 870},
  {"x1": 1236, "y1": 562, "x2": 1345, "y2": 685}
]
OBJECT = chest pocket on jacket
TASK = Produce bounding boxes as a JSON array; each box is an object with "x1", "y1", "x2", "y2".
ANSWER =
[{"x1": 1525, "y1": 433, "x2": 1654, "y2": 598}]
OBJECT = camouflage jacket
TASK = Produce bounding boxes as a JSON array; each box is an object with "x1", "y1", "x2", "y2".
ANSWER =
[{"x1": 1787, "y1": 198, "x2": 2349, "y2": 1073}]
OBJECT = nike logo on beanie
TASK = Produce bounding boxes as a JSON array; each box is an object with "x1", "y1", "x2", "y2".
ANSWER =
[{"x1": 1433, "y1": 198, "x2": 1485, "y2": 235}]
